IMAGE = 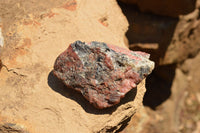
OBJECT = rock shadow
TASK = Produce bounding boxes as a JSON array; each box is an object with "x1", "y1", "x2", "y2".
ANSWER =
[
  {"x1": 118, "y1": 1, "x2": 179, "y2": 66},
  {"x1": 47, "y1": 70, "x2": 137, "y2": 115},
  {"x1": 118, "y1": 1, "x2": 178, "y2": 109},
  {"x1": 143, "y1": 64, "x2": 176, "y2": 110}
]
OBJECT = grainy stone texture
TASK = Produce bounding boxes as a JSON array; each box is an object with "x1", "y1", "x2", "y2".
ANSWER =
[
  {"x1": 0, "y1": 123, "x2": 28, "y2": 133},
  {"x1": 0, "y1": 17, "x2": 3, "y2": 47},
  {"x1": 53, "y1": 41, "x2": 154, "y2": 109},
  {"x1": 0, "y1": 0, "x2": 158, "y2": 132},
  {"x1": 0, "y1": 0, "x2": 143, "y2": 132}
]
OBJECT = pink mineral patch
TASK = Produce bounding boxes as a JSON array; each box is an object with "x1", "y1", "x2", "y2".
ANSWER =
[{"x1": 53, "y1": 41, "x2": 154, "y2": 109}]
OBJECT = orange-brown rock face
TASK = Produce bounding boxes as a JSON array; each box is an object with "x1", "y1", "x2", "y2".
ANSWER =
[{"x1": 0, "y1": 0, "x2": 152, "y2": 132}]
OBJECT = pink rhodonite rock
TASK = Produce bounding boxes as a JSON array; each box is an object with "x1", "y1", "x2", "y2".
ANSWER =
[{"x1": 53, "y1": 41, "x2": 154, "y2": 109}]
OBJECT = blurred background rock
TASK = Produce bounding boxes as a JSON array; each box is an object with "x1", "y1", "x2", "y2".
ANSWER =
[{"x1": 118, "y1": 0, "x2": 200, "y2": 133}]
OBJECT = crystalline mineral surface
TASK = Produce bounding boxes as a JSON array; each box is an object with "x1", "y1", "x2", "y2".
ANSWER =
[{"x1": 53, "y1": 41, "x2": 154, "y2": 109}]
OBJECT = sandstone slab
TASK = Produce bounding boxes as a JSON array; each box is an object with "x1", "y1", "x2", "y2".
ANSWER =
[{"x1": 0, "y1": 0, "x2": 151, "y2": 132}]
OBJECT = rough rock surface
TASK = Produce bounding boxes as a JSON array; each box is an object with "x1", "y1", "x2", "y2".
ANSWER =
[
  {"x1": 0, "y1": 123, "x2": 28, "y2": 133},
  {"x1": 0, "y1": 18, "x2": 3, "y2": 47},
  {"x1": 0, "y1": 0, "x2": 150, "y2": 132},
  {"x1": 119, "y1": 0, "x2": 196, "y2": 17},
  {"x1": 54, "y1": 41, "x2": 154, "y2": 109}
]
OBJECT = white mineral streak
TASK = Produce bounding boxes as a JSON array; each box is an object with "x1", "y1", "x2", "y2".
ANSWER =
[
  {"x1": 0, "y1": 18, "x2": 4, "y2": 47},
  {"x1": 0, "y1": 28, "x2": 4, "y2": 47}
]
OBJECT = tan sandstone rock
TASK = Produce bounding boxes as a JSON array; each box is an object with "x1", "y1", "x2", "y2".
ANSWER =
[{"x1": 0, "y1": 0, "x2": 148, "y2": 133}]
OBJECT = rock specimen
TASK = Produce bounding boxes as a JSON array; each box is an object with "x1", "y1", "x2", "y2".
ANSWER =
[{"x1": 53, "y1": 41, "x2": 154, "y2": 109}]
